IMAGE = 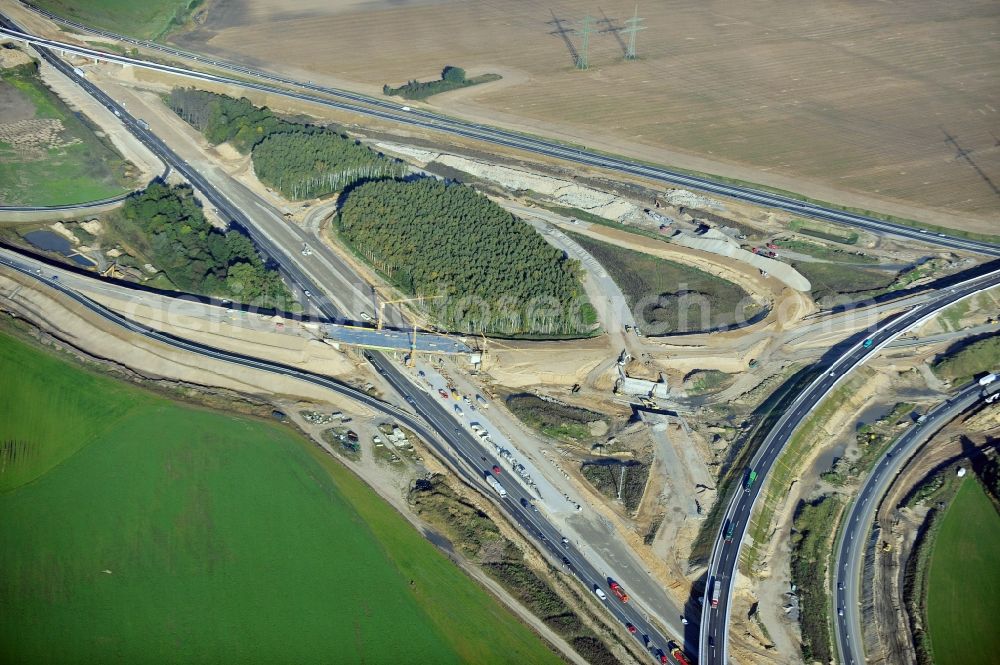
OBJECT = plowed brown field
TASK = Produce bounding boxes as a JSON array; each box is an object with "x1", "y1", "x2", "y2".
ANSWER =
[{"x1": 172, "y1": 0, "x2": 1000, "y2": 232}]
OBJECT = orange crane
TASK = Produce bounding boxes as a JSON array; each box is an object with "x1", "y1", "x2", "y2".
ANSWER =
[{"x1": 376, "y1": 295, "x2": 443, "y2": 330}]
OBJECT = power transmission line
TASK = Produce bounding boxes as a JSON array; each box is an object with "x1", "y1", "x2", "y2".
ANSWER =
[
  {"x1": 577, "y1": 15, "x2": 594, "y2": 70},
  {"x1": 623, "y1": 6, "x2": 645, "y2": 60}
]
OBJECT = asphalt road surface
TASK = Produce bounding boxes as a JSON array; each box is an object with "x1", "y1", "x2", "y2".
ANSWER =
[
  {"x1": 0, "y1": 246, "x2": 685, "y2": 664},
  {"x1": 699, "y1": 267, "x2": 1000, "y2": 665},
  {"x1": 3, "y1": 13, "x2": 1000, "y2": 259},
  {"x1": 834, "y1": 380, "x2": 989, "y2": 665},
  {"x1": 0, "y1": 16, "x2": 686, "y2": 661}
]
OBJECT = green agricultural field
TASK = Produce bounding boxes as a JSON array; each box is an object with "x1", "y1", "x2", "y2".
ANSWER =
[
  {"x1": 32, "y1": 0, "x2": 200, "y2": 40},
  {"x1": 0, "y1": 63, "x2": 136, "y2": 206},
  {"x1": 0, "y1": 331, "x2": 559, "y2": 665},
  {"x1": 927, "y1": 479, "x2": 1000, "y2": 665}
]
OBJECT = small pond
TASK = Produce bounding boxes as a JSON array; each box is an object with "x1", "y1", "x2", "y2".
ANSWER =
[{"x1": 23, "y1": 230, "x2": 95, "y2": 267}]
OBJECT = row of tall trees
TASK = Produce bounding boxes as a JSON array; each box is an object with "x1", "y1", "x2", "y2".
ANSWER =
[
  {"x1": 337, "y1": 178, "x2": 592, "y2": 335},
  {"x1": 110, "y1": 181, "x2": 290, "y2": 307},
  {"x1": 167, "y1": 88, "x2": 401, "y2": 199},
  {"x1": 253, "y1": 132, "x2": 405, "y2": 200},
  {"x1": 382, "y1": 66, "x2": 500, "y2": 101}
]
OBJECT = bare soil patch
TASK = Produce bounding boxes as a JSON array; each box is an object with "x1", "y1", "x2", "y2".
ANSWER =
[
  {"x1": 172, "y1": 0, "x2": 1000, "y2": 231},
  {"x1": 0, "y1": 80, "x2": 35, "y2": 123}
]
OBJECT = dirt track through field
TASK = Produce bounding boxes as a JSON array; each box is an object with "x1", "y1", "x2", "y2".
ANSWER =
[{"x1": 167, "y1": 0, "x2": 1000, "y2": 232}]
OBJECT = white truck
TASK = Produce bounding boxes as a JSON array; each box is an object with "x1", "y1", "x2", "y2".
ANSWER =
[
  {"x1": 978, "y1": 372, "x2": 997, "y2": 387},
  {"x1": 486, "y1": 474, "x2": 507, "y2": 498}
]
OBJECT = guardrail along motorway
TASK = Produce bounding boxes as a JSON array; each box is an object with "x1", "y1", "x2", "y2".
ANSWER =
[
  {"x1": 834, "y1": 380, "x2": 991, "y2": 665},
  {"x1": 699, "y1": 268, "x2": 1000, "y2": 665},
  {"x1": 3, "y1": 8, "x2": 1000, "y2": 259},
  {"x1": 0, "y1": 13, "x2": 684, "y2": 662}
]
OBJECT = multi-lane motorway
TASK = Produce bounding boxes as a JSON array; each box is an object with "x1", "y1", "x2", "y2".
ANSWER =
[
  {"x1": 0, "y1": 13, "x2": 688, "y2": 663},
  {"x1": 699, "y1": 268, "x2": 1000, "y2": 665},
  {"x1": 0, "y1": 239, "x2": 682, "y2": 664},
  {"x1": 834, "y1": 380, "x2": 991, "y2": 665},
  {"x1": 5, "y1": 8, "x2": 1000, "y2": 664},
  {"x1": 2, "y1": 9, "x2": 1000, "y2": 259}
]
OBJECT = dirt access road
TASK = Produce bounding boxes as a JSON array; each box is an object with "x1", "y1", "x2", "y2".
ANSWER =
[{"x1": 163, "y1": 0, "x2": 1000, "y2": 232}]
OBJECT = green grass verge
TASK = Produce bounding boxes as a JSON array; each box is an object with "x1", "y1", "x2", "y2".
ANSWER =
[
  {"x1": 790, "y1": 495, "x2": 842, "y2": 664},
  {"x1": 33, "y1": 0, "x2": 202, "y2": 41},
  {"x1": 580, "y1": 461, "x2": 650, "y2": 514},
  {"x1": 505, "y1": 393, "x2": 608, "y2": 443},
  {"x1": 820, "y1": 403, "x2": 914, "y2": 486},
  {"x1": 534, "y1": 202, "x2": 666, "y2": 241},
  {"x1": 937, "y1": 299, "x2": 970, "y2": 332},
  {"x1": 926, "y1": 479, "x2": 1000, "y2": 665},
  {"x1": 933, "y1": 335, "x2": 1000, "y2": 385},
  {"x1": 410, "y1": 476, "x2": 614, "y2": 664},
  {"x1": 0, "y1": 331, "x2": 557, "y2": 664},
  {"x1": 0, "y1": 64, "x2": 136, "y2": 206},
  {"x1": 791, "y1": 261, "x2": 899, "y2": 301},
  {"x1": 742, "y1": 377, "x2": 863, "y2": 574},
  {"x1": 566, "y1": 230, "x2": 759, "y2": 333},
  {"x1": 772, "y1": 238, "x2": 876, "y2": 263}
]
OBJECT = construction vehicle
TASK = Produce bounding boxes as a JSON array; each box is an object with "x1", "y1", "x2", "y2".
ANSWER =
[
  {"x1": 751, "y1": 247, "x2": 777, "y2": 258},
  {"x1": 711, "y1": 579, "x2": 722, "y2": 608},
  {"x1": 485, "y1": 474, "x2": 507, "y2": 498},
  {"x1": 609, "y1": 580, "x2": 629, "y2": 603}
]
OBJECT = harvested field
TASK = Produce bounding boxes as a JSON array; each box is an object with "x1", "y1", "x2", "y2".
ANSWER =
[
  {"x1": 0, "y1": 62, "x2": 136, "y2": 205},
  {"x1": 172, "y1": 0, "x2": 1000, "y2": 231}
]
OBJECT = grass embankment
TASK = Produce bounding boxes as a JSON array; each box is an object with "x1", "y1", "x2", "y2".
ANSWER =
[
  {"x1": 0, "y1": 331, "x2": 557, "y2": 664},
  {"x1": 684, "y1": 369, "x2": 733, "y2": 396},
  {"x1": 742, "y1": 377, "x2": 862, "y2": 574},
  {"x1": 384, "y1": 66, "x2": 501, "y2": 101},
  {"x1": 33, "y1": 0, "x2": 202, "y2": 40},
  {"x1": 790, "y1": 496, "x2": 843, "y2": 664},
  {"x1": 933, "y1": 335, "x2": 1000, "y2": 385},
  {"x1": 821, "y1": 402, "x2": 914, "y2": 485},
  {"x1": 788, "y1": 219, "x2": 859, "y2": 245},
  {"x1": 688, "y1": 364, "x2": 815, "y2": 565},
  {"x1": 567, "y1": 231, "x2": 758, "y2": 333},
  {"x1": 791, "y1": 261, "x2": 898, "y2": 301},
  {"x1": 925, "y1": 479, "x2": 1000, "y2": 665},
  {"x1": 535, "y1": 202, "x2": 666, "y2": 241},
  {"x1": 505, "y1": 393, "x2": 608, "y2": 443},
  {"x1": 410, "y1": 476, "x2": 617, "y2": 665},
  {"x1": 773, "y1": 238, "x2": 877, "y2": 263},
  {"x1": 0, "y1": 63, "x2": 135, "y2": 206},
  {"x1": 580, "y1": 461, "x2": 650, "y2": 514}
]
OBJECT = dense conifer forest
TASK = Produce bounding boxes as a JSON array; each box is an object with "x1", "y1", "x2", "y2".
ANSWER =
[
  {"x1": 336, "y1": 178, "x2": 594, "y2": 335},
  {"x1": 167, "y1": 89, "x2": 403, "y2": 200}
]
